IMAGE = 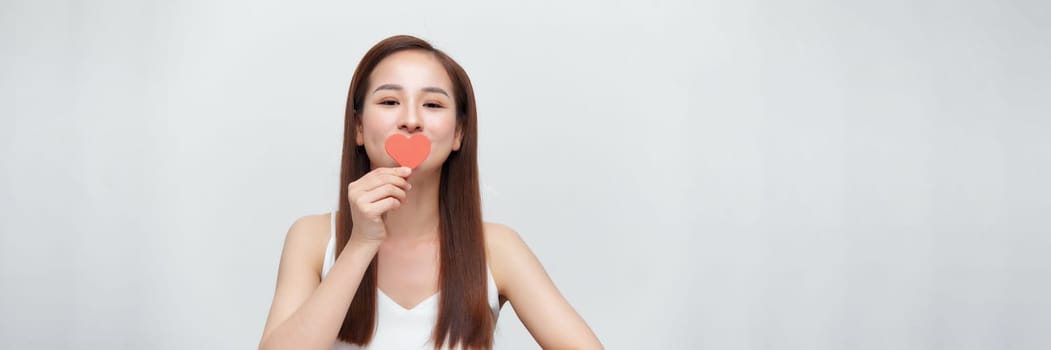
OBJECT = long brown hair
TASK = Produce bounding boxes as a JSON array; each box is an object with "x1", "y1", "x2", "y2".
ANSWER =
[{"x1": 334, "y1": 35, "x2": 493, "y2": 349}]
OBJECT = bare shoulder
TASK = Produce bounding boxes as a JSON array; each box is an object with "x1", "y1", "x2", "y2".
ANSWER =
[
  {"x1": 483, "y1": 222, "x2": 533, "y2": 296},
  {"x1": 283, "y1": 212, "x2": 333, "y2": 278},
  {"x1": 259, "y1": 212, "x2": 334, "y2": 344},
  {"x1": 483, "y1": 221, "x2": 521, "y2": 246},
  {"x1": 481, "y1": 222, "x2": 603, "y2": 348},
  {"x1": 483, "y1": 221, "x2": 528, "y2": 259}
]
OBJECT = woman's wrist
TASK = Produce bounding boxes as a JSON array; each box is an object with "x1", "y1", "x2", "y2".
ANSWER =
[{"x1": 346, "y1": 233, "x2": 383, "y2": 254}]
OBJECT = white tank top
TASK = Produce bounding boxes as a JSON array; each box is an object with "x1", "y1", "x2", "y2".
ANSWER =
[{"x1": 321, "y1": 212, "x2": 501, "y2": 350}]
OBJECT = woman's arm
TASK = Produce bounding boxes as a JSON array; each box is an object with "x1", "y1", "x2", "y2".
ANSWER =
[
  {"x1": 258, "y1": 214, "x2": 380, "y2": 350},
  {"x1": 486, "y1": 223, "x2": 604, "y2": 349}
]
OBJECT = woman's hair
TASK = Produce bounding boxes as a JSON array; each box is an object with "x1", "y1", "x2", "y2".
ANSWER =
[{"x1": 334, "y1": 35, "x2": 493, "y2": 349}]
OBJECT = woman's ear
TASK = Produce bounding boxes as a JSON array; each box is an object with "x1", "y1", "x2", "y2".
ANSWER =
[
  {"x1": 354, "y1": 113, "x2": 365, "y2": 146},
  {"x1": 452, "y1": 124, "x2": 463, "y2": 151}
]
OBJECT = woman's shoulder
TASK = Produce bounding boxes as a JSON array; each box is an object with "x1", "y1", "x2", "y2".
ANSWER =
[
  {"x1": 287, "y1": 212, "x2": 333, "y2": 246},
  {"x1": 482, "y1": 222, "x2": 533, "y2": 296},
  {"x1": 482, "y1": 221, "x2": 527, "y2": 257},
  {"x1": 281, "y1": 212, "x2": 334, "y2": 278},
  {"x1": 483, "y1": 221, "x2": 517, "y2": 240}
]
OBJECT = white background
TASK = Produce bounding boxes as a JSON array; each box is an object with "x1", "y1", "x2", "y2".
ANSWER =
[{"x1": 3, "y1": 0, "x2": 1050, "y2": 349}]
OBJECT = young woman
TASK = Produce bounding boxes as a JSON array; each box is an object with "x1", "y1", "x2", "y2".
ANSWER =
[{"x1": 259, "y1": 35, "x2": 602, "y2": 350}]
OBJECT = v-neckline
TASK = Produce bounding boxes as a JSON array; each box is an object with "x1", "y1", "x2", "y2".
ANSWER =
[{"x1": 378, "y1": 288, "x2": 439, "y2": 312}]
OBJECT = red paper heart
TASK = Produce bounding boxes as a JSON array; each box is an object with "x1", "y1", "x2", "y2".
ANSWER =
[{"x1": 385, "y1": 134, "x2": 431, "y2": 169}]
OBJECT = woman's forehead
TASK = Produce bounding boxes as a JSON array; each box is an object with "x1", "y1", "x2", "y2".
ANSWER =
[{"x1": 368, "y1": 50, "x2": 453, "y2": 92}]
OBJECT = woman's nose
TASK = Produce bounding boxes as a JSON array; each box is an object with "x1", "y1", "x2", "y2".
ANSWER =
[{"x1": 399, "y1": 107, "x2": 423, "y2": 133}]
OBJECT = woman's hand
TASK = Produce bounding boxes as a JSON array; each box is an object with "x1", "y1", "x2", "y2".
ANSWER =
[{"x1": 346, "y1": 166, "x2": 412, "y2": 245}]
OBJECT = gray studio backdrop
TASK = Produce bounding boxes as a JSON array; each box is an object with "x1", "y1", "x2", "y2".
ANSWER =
[{"x1": 2, "y1": 0, "x2": 1049, "y2": 349}]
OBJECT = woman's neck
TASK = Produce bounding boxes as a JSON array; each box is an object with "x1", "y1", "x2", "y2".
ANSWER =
[{"x1": 381, "y1": 167, "x2": 441, "y2": 242}]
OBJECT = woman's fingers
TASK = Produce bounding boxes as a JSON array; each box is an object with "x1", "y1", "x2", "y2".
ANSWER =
[
  {"x1": 344, "y1": 167, "x2": 413, "y2": 242},
  {"x1": 369, "y1": 197, "x2": 402, "y2": 215},
  {"x1": 366, "y1": 174, "x2": 411, "y2": 192},
  {"x1": 349, "y1": 167, "x2": 412, "y2": 193},
  {"x1": 346, "y1": 167, "x2": 413, "y2": 225},
  {"x1": 358, "y1": 183, "x2": 407, "y2": 208}
]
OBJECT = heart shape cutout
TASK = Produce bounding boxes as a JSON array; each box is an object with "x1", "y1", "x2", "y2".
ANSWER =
[{"x1": 385, "y1": 134, "x2": 431, "y2": 169}]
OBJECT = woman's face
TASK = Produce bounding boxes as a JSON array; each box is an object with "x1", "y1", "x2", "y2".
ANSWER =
[{"x1": 357, "y1": 50, "x2": 462, "y2": 173}]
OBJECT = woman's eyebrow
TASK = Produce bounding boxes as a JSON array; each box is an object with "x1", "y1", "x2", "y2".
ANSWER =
[
  {"x1": 373, "y1": 84, "x2": 449, "y2": 97},
  {"x1": 372, "y1": 83, "x2": 402, "y2": 94},
  {"x1": 421, "y1": 86, "x2": 449, "y2": 97}
]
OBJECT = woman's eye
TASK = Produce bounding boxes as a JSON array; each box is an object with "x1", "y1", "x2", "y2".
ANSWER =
[
  {"x1": 424, "y1": 102, "x2": 444, "y2": 109},
  {"x1": 379, "y1": 100, "x2": 399, "y2": 106}
]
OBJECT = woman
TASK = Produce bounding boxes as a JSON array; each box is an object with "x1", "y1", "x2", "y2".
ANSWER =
[{"x1": 259, "y1": 35, "x2": 603, "y2": 350}]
